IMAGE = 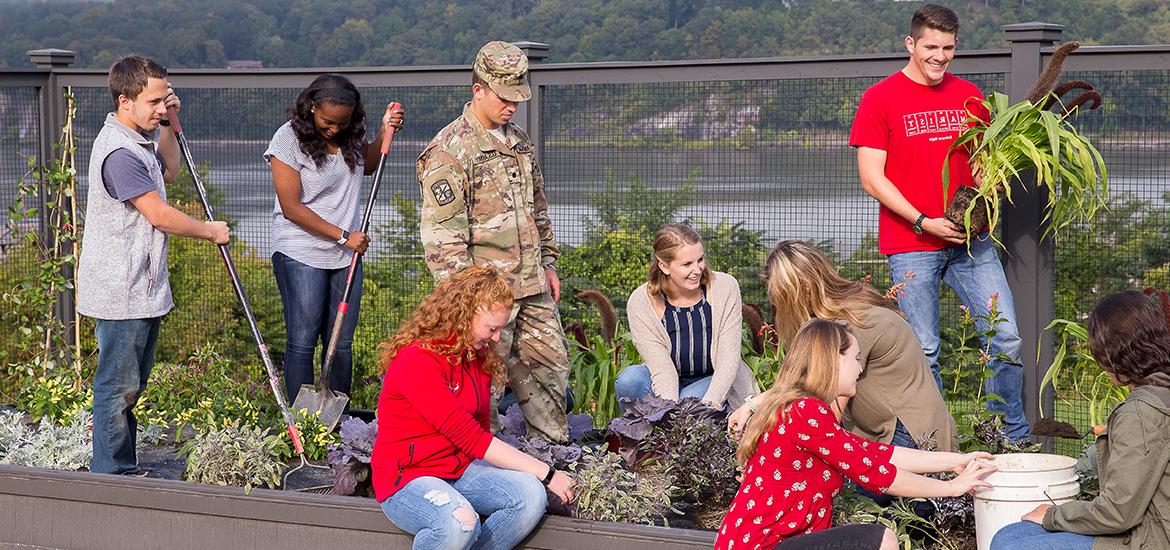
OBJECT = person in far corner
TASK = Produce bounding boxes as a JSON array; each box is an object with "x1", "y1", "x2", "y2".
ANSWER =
[
  {"x1": 992, "y1": 291, "x2": 1170, "y2": 550},
  {"x1": 850, "y1": 3, "x2": 1030, "y2": 443},
  {"x1": 265, "y1": 73, "x2": 404, "y2": 404},
  {"x1": 77, "y1": 55, "x2": 231, "y2": 475},
  {"x1": 618, "y1": 223, "x2": 758, "y2": 412},
  {"x1": 417, "y1": 41, "x2": 570, "y2": 443}
]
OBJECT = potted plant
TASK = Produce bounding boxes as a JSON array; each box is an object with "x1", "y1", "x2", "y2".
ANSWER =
[{"x1": 942, "y1": 91, "x2": 1108, "y2": 244}]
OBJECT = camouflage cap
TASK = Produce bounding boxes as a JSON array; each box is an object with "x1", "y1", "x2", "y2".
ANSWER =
[{"x1": 473, "y1": 41, "x2": 531, "y2": 102}]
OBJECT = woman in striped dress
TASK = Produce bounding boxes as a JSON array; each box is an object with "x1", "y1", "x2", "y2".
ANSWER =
[{"x1": 618, "y1": 223, "x2": 758, "y2": 411}]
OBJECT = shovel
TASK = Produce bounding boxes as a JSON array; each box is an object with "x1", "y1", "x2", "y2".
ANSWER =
[
  {"x1": 164, "y1": 108, "x2": 331, "y2": 490},
  {"x1": 292, "y1": 102, "x2": 401, "y2": 431}
]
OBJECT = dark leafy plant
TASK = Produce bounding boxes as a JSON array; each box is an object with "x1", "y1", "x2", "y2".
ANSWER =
[
  {"x1": 495, "y1": 404, "x2": 591, "y2": 469},
  {"x1": 567, "y1": 446, "x2": 677, "y2": 526},
  {"x1": 327, "y1": 416, "x2": 377, "y2": 497}
]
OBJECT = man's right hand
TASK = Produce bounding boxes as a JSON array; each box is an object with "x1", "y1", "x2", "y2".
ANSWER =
[
  {"x1": 205, "y1": 221, "x2": 230, "y2": 245},
  {"x1": 920, "y1": 217, "x2": 966, "y2": 245},
  {"x1": 344, "y1": 231, "x2": 370, "y2": 254}
]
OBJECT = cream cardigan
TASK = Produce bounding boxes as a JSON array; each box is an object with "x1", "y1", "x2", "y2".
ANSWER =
[{"x1": 626, "y1": 271, "x2": 758, "y2": 409}]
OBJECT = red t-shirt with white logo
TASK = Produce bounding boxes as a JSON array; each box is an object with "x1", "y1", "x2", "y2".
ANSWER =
[{"x1": 850, "y1": 71, "x2": 985, "y2": 255}]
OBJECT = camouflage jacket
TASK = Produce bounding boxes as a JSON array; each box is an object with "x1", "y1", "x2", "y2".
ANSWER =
[{"x1": 417, "y1": 103, "x2": 559, "y2": 299}]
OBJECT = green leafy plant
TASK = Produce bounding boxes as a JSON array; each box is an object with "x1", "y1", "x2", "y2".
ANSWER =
[
  {"x1": 1, "y1": 89, "x2": 84, "y2": 399},
  {"x1": 270, "y1": 408, "x2": 336, "y2": 462},
  {"x1": 134, "y1": 343, "x2": 272, "y2": 438},
  {"x1": 943, "y1": 91, "x2": 1108, "y2": 244},
  {"x1": 180, "y1": 419, "x2": 281, "y2": 493},
  {"x1": 18, "y1": 373, "x2": 91, "y2": 424},
  {"x1": 741, "y1": 325, "x2": 784, "y2": 390}
]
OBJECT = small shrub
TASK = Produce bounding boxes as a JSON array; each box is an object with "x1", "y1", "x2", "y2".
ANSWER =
[
  {"x1": 270, "y1": 408, "x2": 336, "y2": 462},
  {"x1": 568, "y1": 447, "x2": 676, "y2": 525},
  {"x1": 180, "y1": 419, "x2": 281, "y2": 493},
  {"x1": 0, "y1": 410, "x2": 92, "y2": 471},
  {"x1": 327, "y1": 416, "x2": 377, "y2": 497},
  {"x1": 18, "y1": 373, "x2": 91, "y2": 424}
]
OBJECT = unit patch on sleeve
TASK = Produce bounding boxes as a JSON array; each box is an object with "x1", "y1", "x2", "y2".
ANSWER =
[{"x1": 430, "y1": 179, "x2": 456, "y2": 206}]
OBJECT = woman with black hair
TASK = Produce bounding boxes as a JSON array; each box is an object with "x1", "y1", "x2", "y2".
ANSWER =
[
  {"x1": 265, "y1": 73, "x2": 404, "y2": 402},
  {"x1": 992, "y1": 291, "x2": 1170, "y2": 550}
]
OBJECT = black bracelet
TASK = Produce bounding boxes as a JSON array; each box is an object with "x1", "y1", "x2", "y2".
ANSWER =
[{"x1": 541, "y1": 464, "x2": 555, "y2": 486}]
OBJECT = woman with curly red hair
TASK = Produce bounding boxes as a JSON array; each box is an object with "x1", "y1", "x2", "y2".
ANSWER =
[{"x1": 371, "y1": 266, "x2": 572, "y2": 550}]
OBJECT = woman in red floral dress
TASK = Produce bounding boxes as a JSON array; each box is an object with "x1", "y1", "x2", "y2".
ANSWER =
[{"x1": 716, "y1": 319, "x2": 996, "y2": 550}]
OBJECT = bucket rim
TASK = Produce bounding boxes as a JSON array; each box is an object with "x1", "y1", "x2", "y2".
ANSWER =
[{"x1": 989, "y1": 453, "x2": 1077, "y2": 473}]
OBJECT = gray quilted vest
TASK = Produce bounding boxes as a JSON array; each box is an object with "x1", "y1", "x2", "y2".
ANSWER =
[{"x1": 76, "y1": 113, "x2": 173, "y2": 320}]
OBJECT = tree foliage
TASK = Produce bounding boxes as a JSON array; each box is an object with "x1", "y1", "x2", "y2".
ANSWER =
[{"x1": 2, "y1": 0, "x2": 1168, "y2": 69}]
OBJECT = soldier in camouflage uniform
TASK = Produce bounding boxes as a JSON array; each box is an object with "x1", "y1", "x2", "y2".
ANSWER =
[{"x1": 417, "y1": 41, "x2": 569, "y2": 443}]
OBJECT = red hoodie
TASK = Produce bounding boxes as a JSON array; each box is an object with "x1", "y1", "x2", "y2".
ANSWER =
[{"x1": 371, "y1": 340, "x2": 494, "y2": 502}]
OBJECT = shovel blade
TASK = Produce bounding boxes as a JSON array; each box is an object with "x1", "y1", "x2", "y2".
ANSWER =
[{"x1": 291, "y1": 384, "x2": 350, "y2": 432}]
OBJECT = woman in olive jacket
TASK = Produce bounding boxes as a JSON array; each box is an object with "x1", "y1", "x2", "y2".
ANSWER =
[{"x1": 992, "y1": 290, "x2": 1170, "y2": 550}]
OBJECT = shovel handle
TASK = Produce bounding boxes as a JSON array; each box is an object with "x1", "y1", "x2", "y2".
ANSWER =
[
  {"x1": 381, "y1": 102, "x2": 401, "y2": 155},
  {"x1": 286, "y1": 424, "x2": 305, "y2": 455}
]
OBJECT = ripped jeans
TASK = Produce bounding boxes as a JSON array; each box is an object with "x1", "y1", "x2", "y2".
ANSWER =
[{"x1": 379, "y1": 461, "x2": 548, "y2": 550}]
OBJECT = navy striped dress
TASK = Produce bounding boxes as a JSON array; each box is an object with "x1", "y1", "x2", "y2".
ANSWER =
[{"x1": 662, "y1": 287, "x2": 715, "y2": 385}]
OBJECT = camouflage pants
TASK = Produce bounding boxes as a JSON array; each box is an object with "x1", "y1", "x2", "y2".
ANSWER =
[{"x1": 490, "y1": 290, "x2": 570, "y2": 443}]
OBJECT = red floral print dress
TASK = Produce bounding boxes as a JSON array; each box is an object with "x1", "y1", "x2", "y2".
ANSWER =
[{"x1": 715, "y1": 396, "x2": 898, "y2": 550}]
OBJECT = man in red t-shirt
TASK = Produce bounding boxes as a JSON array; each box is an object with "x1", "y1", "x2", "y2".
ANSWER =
[{"x1": 849, "y1": 4, "x2": 1030, "y2": 444}]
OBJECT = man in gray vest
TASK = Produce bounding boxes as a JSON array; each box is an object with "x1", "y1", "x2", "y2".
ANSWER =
[{"x1": 77, "y1": 55, "x2": 230, "y2": 475}]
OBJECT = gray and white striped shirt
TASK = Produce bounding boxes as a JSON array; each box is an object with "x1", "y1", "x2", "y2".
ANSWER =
[{"x1": 264, "y1": 121, "x2": 362, "y2": 269}]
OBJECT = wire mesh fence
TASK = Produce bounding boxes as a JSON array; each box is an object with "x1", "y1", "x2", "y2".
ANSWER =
[{"x1": 1, "y1": 54, "x2": 1166, "y2": 447}]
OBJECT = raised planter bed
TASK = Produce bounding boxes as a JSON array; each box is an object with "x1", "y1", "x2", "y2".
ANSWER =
[{"x1": 0, "y1": 465, "x2": 714, "y2": 550}]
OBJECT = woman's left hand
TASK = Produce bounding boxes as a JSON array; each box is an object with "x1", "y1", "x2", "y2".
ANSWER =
[
  {"x1": 727, "y1": 402, "x2": 752, "y2": 438},
  {"x1": 1022, "y1": 504, "x2": 1051, "y2": 524},
  {"x1": 953, "y1": 451, "x2": 995, "y2": 474},
  {"x1": 383, "y1": 103, "x2": 405, "y2": 132},
  {"x1": 547, "y1": 470, "x2": 574, "y2": 504}
]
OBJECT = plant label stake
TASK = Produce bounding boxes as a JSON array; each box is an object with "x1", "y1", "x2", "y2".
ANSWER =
[
  {"x1": 164, "y1": 108, "x2": 329, "y2": 490},
  {"x1": 292, "y1": 102, "x2": 401, "y2": 432}
]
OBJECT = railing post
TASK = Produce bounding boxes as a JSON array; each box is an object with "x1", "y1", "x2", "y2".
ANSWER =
[
  {"x1": 27, "y1": 48, "x2": 78, "y2": 350},
  {"x1": 514, "y1": 41, "x2": 549, "y2": 161},
  {"x1": 1001, "y1": 24, "x2": 1063, "y2": 435}
]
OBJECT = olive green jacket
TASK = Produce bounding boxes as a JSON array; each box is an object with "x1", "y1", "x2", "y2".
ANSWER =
[{"x1": 1044, "y1": 385, "x2": 1170, "y2": 549}]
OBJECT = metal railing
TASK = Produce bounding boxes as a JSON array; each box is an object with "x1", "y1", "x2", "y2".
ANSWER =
[{"x1": 3, "y1": 23, "x2": 1169, "y2": 432}]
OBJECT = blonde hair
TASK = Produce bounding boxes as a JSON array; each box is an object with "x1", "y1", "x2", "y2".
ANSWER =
[
  {"x1": 378, "y1": 266, "x2": 513, "y2": 381},
  {"x1": 763, "y1": 240, "x2": 894, "y2": 345},
  {"x1": 647, "y1": 223, "x2": 712, "y2": 298},
  {"x1": 736, "y1": 319, "x2": 854, "y2": 464}
]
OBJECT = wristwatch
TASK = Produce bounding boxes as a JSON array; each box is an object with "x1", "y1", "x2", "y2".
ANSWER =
[
  {"x1": 542, "y1": 262, "x2": 557, "y2": 272},
  {"x1": 337, "y1": 229, "x2": 350, "y2": 246},
  {"x1": 912, "y1": 214, "x2": 928, "y2": 235}
]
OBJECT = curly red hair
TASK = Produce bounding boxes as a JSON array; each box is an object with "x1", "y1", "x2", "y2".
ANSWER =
[{"x1": 378, "y1": 266, "x2": 513, "y2": 380}]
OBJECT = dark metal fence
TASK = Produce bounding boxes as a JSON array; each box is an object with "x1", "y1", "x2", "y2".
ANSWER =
[{"x1": 3, "y1": 25, "x2": 1169, "y2": 438}]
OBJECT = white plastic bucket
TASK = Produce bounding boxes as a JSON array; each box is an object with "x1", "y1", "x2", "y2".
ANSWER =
[{"x1": 973, "y1": 453, "x2": 1080, "y2": 550}]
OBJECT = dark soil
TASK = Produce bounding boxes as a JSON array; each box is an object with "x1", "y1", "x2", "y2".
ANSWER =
[
  {"x1": 1031, "y1": 417, "x2": 1083, "y2": 438},
  {"x1": 944, "y1": 186, "x2": 990, "y2": 236}
]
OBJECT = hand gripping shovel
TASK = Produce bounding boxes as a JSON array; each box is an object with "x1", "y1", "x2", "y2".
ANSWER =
[
  {"x1": 164, "y1": 108, "x2": 330, "y2": 491},
  {"x1": 291, "y1": 102, "x2": 401, "y2": 431}
]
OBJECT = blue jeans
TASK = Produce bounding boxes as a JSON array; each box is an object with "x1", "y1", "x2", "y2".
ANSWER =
[
  {"x1": 614, "y1": 364, "x2": 712, "y2": 411},
  {"x1": 91, "y1": 317, "x2": 161, "y2": 474},
  {"x1": 271, "y1": 252, "x2": 362, "y2": 403},
  {"x1": 990, "y1": 521, "x2": 1094, "y2": 550},
  {"x1": 380, "y1": 461, "x2": 547, "y2": 550},
  {"x1": 887, "y1": 234, "x2": 1030, "y2": 442}
]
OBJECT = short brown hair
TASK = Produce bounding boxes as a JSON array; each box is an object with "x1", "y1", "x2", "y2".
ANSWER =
[
  {"x1": 910, "y1": 4, "x2": 959, "y2": 39},
  {"x1": 108, "y1": 55, "x2": 167, "y2": 105},
  {"x1": 1087, "y1": 291, "x2": 1170, "y2": 388}
]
